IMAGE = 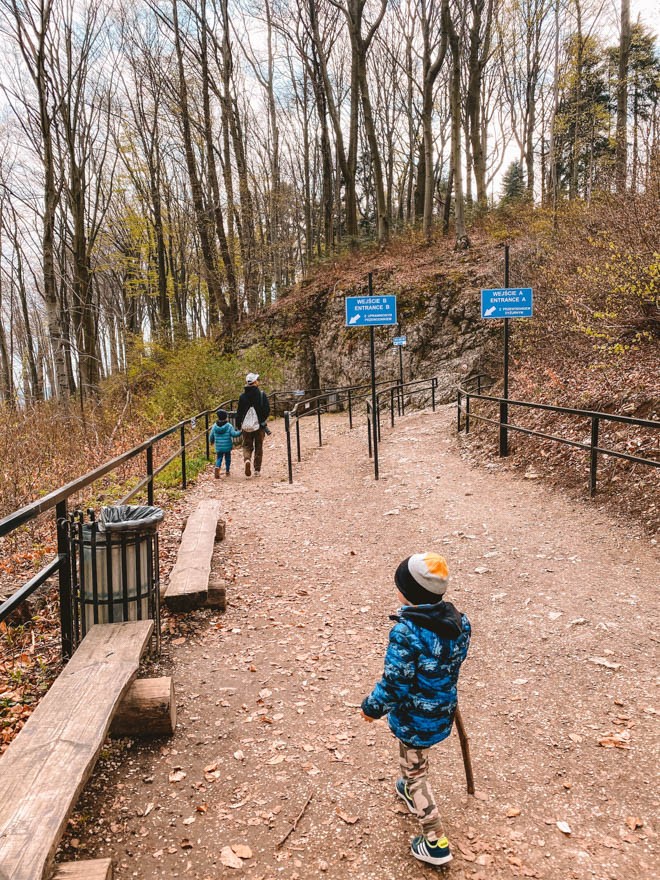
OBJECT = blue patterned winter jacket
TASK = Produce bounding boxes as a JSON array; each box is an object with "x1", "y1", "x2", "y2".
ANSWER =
[{"x1": 361, "y1": 602, "x2": 471, "y2": 748}]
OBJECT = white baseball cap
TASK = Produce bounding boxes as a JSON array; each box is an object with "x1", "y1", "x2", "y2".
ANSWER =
[{"x1": 246, "y1": 372, "x2": 259, "y2": 385}]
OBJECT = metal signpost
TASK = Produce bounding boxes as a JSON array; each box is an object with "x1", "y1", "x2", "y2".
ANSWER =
[
  {"x1": 481, "y1": 244, "x2": 533, "y2": 456},
  {"x1": 345, "y1": 275, "x2": 397, "y2": 480},
  {"x1": 393, "y1": 335, "x2": 406, "y2": 390}
]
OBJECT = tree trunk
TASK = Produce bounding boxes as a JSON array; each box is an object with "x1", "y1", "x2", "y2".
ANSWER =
[{"x1": 615, "y1": 0, "x2": 631, "y2": 192}]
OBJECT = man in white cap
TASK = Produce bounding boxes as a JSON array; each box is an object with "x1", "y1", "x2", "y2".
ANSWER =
[{"x1": 236, "y1": 373, "x2": 271, "y2": 476}]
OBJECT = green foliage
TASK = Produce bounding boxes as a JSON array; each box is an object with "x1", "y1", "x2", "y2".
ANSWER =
[
  {"x1": 500, "y1": 161, "x2": 526, "y2": 204},
  {"x1": 140, "y1": 340, "x2": 285, "y2": 424},
  {"x1": 156, "y1": 451, "x2": 209, "y2": 491}
]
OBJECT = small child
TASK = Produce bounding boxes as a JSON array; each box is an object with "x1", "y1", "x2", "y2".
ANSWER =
[
  {"x1": 361, "y1": 553, "x2": 471, "y2": 867},
  {"x1": 209, "y1": 409, "x2": 241, "y2": 477}
]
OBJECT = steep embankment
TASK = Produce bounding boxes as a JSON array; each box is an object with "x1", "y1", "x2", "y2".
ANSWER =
[{"x1": 241, "y1": 205, "x2": 659, "y2": 532}]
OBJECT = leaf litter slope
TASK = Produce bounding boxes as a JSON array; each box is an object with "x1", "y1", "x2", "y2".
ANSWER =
[{"x1": 59, "y1": 408, "x2": 658, "y2": 879}]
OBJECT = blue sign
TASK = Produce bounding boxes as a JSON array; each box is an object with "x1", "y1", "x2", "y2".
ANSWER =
[
  {"x1": 345, "y1": 295, "x2": 397, "y2": 327},
  {"x1": 393, "y1": 336, "x2": 407, "y2": 346},
  {"x1": 481, "y1": 288, "x2": 533, "y2": 319}
]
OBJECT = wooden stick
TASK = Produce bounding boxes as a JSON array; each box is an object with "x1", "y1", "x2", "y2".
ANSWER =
[
  {"x1": 276, "y1": 792, "x2": 313, "y2": 849},
  {"x1": 454, "y1": 706, "x2": 475, "y2": 795}
]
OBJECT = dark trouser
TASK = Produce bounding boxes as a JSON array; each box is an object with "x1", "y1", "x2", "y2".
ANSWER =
[
  {"x1": 243, "y1": 429, "x2": 265, "y2": 472},
  {"x1": 399, "y1": 741, "x2": 444, "y2": 839}
]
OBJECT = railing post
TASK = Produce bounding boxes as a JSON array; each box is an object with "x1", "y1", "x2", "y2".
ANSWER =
[
  {"x1": 457, "y1": 391, "x2": 462, "y2": 432},
  {"x1": 317, "y1": 405, "x2": 322, "y2": 447},
  {"x1": 390, "y1": 387, "x2": 395, "y2": 428},
  {"x1": 348, "y1": 388, "x2": 353, "y2": 429},
  {"x1": 205, "y1": 412, "x2": 210, "y2": 460},
  {"x1": 465, "y1": 394, "x2": 471, "y2": 434},
  {"x1": 296, "y1": 418, "x2": 301, "y2": 462},
  {"x1": 431, "y1": 377, "x2": 437, "y2": 411},
  {"x1": 180, "y1": 423, "x2": 187, "y2": 488},
  {"x1": 377, "y1": 400, "x2": 382, "y2": 443},
  {"x1": 499, "y1": 399, "x2": 508, "y2": 457},
  {"x1": 477, "y1": 375, "x2": 482, "y2": 394},
  {"x1": 146, "y1": 445, "x2": 154, "y2": 506},
  {"x1": 56, "y1": 500, "x2": 74, "y2": 660},
  {"x1": 589, "y1": 416, "x2": 599, "y2": 497},
  {"x1": 285, "y1": 412, "x2": 293, "y2": 484},
  {"x1": 367, "y1": 410, "x2": 372, "y2": 459}
]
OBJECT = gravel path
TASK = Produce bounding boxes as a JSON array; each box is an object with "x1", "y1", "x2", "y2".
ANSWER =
[{"x1": 60, "y1": 406, "x2": 658, "y2": 880}]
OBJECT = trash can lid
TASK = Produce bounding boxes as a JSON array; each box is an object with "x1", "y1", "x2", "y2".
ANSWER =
[{"x1": 99, "y1": 504, "x2": 164, "y2": 532}]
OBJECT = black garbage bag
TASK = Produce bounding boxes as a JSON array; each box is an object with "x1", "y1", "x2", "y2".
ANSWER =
[{"x1": 99, "y1": 504, "x2": 164, "y2": 533}]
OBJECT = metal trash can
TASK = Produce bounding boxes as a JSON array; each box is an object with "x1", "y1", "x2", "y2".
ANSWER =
[{"x1": 69, "y1": 505, "x2": 163, "y2": 650}]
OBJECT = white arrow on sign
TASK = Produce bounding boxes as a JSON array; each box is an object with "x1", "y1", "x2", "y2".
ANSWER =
[
  {"x1": 484, "y1": 305, "x2": 496, "y2": 317},
  {"x1": 348, "y1": 313, "x2": 361, "y2": 324}
]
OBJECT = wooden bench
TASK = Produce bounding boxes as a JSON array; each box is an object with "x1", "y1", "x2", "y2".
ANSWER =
[
  {"x1": 0, "y1": 621, "x2": 174, "y2": 880},
  {"x1": 163, "y1": 499, "x2": 226, "y2": 612}
]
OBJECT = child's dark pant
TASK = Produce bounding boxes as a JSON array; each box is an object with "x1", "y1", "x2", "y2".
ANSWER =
[{"x1": 399, "y1": 741, "x2": 443, "y2": 839}]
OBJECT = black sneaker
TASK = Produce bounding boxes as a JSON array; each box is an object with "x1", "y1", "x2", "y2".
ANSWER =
[
  {"x1": 410, "y1": 834, "x2": 452, "y2": 866},
  {"x1": 245, "y1": 460, "x2": 251, "y2": 477},
  {"x1": 395, "y1": 778, "x2": 416, "y2": 815},
  {"x1": 214, "y1": 467, "x2": 220, "y2": 479}
]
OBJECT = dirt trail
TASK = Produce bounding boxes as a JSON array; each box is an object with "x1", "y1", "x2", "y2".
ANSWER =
[{"x1": 60, "y1": 406, "x2": 658, "y2": 880}]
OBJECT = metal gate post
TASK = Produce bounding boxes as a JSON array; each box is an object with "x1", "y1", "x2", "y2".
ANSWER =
[
  {"x1": 285, "y1": 412, "x2": 293, "y2": 484},
  {"x1": 317, "y1": 406, "x2": 322, "y2": 447},
  {"x1": 457, "y1": 391, "x2": 462, "y2": 432},
  {"x1": 348, "y1": 388, "x2": 353, "y2": 429},
  {"x1": 56, "y1": 500, "x2": 74, "y2": 659},
  {"x1": 390, "y1": 387, "x2": 395, "y2": 428},
  {"x1": 180, "y1": 424, "x2": 187, "y2": 488},
  {"x1": 431, "y1": 378, "x2": 437, "y2": 411},
  {"x1": 499, "y1": 399, "x2": 508, "y2": 456},
  {"x1": 205, "y1": 412, "x2": 210, "y2": 460},
  {"x1": 295, "y1": 418, "x2": 301, "y2": 461},
  {"x1": 589, "y1": 416, "x2": 599, "y2": 496},
  {"x1": 465, "y1": 394, "x2": 471, "y2": 434},
  {"x1": 146, "y1": 445, "x2": 154, "y2": 505}
]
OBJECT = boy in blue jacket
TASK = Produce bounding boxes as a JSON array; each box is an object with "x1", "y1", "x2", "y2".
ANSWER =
[
  {"x1": 209, "y1": 409, "x2": 241, "y2": 477},
  {"x1": 361, "y1": 553, "x2": 471, "y2": 867}
]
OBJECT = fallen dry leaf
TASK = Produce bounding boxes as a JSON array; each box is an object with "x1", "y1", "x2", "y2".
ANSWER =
[
  {"x1": 506, "y1": 807, "x2": 521, "y2": 818},
  {"x1": 556, "y1": 821, "x2": 572, "y2": 835},
  {"x1": 598, "y1": 730, "x2": 632, "y2": 749},
  {"x1": 625, "y1": 816, "x2": 643, "y2": 830},
  {"x1": 231, "y1": 844, "x2": 253, "y2": 859},
  {"x1": 588, "y1": 656, "x2": 621, "y2": 670},
  {"x1": 336, "y1": 808, "x2": 359, "y2": 824},
  {"x1": 220, "y1": 846, "x2": 243, "y2": 869},
  {"x1": 168, "y1": 770, "x2": 186, "y2": 783}
]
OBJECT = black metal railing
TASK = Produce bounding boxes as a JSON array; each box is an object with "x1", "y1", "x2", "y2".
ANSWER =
[
  {"x1": 456, "y1": 386, "x2": 659, "y2": 496},
  {"x1": 366, "y1": 377, "x2": 439, "y2": 478},
  {"x1": 284, "y1": 376, "x2": 440, "y2": 483},
  {"x1": 0, "y1": 397, "x2": 236, "y2": 654}
]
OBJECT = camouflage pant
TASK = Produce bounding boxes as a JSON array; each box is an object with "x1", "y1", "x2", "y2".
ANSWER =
[{"x1": 398, "y1": 741, "x2": 443, "y2": 839}]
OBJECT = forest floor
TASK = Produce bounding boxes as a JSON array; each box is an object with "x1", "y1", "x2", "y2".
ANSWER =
[{"x1": 57, "y1": 406, "x2": 658, "y2": 880}]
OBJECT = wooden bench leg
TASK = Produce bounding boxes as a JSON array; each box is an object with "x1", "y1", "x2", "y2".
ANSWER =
[
  {"x1": 51, "y1": 858, "x2": 113, "y2": 879},
  {"x1": 205, "y1": 578, "x2": 227, "y2": 611},
  {"x1": 110, "y1": 677, "x2": 176, "y2": 738}
]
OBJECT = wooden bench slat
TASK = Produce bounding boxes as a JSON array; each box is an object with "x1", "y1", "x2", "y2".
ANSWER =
[
  {"x1": 164, "y1": 499, "x2": 222, "y2": 611},
  {"x1": 0, "y1": 621, "x2": 153, "y2": 880},
  {"x1": 51, "y1": 858, "x2": 113, "y2": 879}
]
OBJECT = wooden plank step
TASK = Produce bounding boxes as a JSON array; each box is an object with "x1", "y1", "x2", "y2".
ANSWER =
[
  {"x1": 51, "y1": 858, "x2": 113, "y2": 879},
  {"x1": 164, "y1": 499, "x2": 222, "y2": 612},
  {"x1": 0, "y1": 621, "x2": 153, "y2": 880}
]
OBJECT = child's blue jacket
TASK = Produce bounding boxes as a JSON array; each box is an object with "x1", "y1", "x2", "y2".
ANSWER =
[
  {"x1": 209, "y1": 420, "x2": 241, "y2": 452},
  {"x1": 361, "y1": 602, "x2": 470, "y2": 748}
]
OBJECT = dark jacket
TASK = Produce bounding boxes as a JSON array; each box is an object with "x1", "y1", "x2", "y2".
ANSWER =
[
  {"x1": 236, "y1": 385, "x2": 270, "y2": 429},
  {"x1": 361, "y1": 601, "x2": 471, "y2": 748},
  {"x1": 209, "y1": 420, "x2": 241, "y2": 452}
]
